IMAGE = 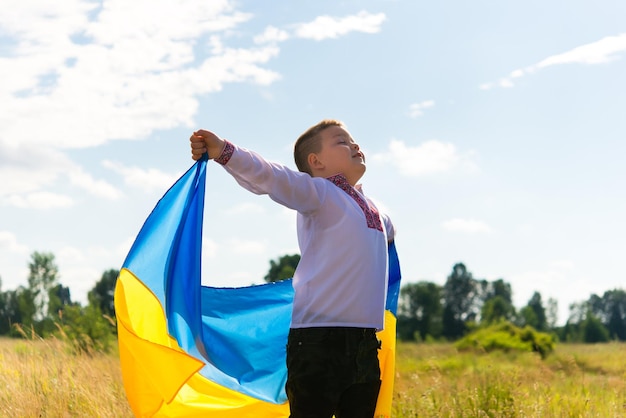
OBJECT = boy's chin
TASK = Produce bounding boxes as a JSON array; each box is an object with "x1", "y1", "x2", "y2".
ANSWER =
[{"x1": 354, "y1": 164, "x2": 366, "y2": 179}]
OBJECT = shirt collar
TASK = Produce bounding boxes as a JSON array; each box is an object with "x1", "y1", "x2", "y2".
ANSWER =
[{"x1": 326, "y1": 173, "x2": 349, "y2": 188}]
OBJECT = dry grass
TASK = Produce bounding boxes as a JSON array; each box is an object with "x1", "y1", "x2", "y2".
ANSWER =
[
  {"x1": 1, "y1": 337, "x2": 625, "y2": 417},
  {"x1": 393, "y1": 341, "x2": 626, "y2": 417},
  {"x1": 0, "y1": 337, "x2": 132, "y2": 417}
]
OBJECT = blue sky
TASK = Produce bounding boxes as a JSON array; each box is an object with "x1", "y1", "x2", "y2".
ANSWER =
[{"x1": 1, "y1": 0, "x2": 625, "y2": 324}]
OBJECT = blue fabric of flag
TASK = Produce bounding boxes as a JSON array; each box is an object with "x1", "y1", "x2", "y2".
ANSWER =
[{"x1": 122, "y1": 156, "x2": 289, "y2": 403}]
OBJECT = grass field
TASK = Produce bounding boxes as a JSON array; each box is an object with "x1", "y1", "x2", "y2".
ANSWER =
[
  {"x1": 0, "y1": 337, "x2": 624, "y2": 417},
  {"x1": 0, "y1": 337, "x2": 132, "y2": 417},
  {"x1": 393, "y1": 342, "x2": 626, "y2": 417}
]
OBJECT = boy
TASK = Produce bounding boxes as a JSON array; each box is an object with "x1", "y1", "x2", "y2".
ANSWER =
[{"x1": 190, "y1": 119, "x2": 395, "y2": 418}]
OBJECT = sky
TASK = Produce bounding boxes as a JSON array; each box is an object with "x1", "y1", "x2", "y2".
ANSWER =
[{"x1": 1, "y1": 0, "x2": 625, "y2": 325}]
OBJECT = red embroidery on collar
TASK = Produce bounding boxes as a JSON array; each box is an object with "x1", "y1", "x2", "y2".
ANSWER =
[
  {"x1": 215, "y1": 140, "x2": 234, "y2": 165},
  {"x1": 327, "y1": 174, "x2": 383, "y2": 232}
]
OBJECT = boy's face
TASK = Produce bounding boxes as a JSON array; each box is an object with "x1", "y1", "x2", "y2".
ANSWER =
[{"x1": 312, "y1": 125, "x2": 366, "y2": 185}]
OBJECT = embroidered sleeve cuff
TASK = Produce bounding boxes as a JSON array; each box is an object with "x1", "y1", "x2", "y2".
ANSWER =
[{"x1": 214, "y1": 140, "x2": 234, "y2": 165}]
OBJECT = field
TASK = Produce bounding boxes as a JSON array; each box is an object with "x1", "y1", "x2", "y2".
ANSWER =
[
  {"x1": 0, "y1": 338, "x2": 132, "y2": 417},
  {"x1": 393, "y1": 342, "x2": 626, "y2": 417},
  {"x1": 0, "y1": 338, "x2": 624, "y2": 417}
]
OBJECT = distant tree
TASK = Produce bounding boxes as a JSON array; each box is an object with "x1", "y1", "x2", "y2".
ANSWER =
[
  {"x1": 519, "y1": 305, "x2": 538, "y2": 329},
  {"x1": 264, "y1": 254, "x2": 300, "y2": 283},
  {"x1": 546, "y1": 297, "x2": 559, "y2": 330},
  {"x1": 523, "y1": 292, "x2": 547, "y2": 331},
  {"x1": 582, "y1": 311, "x2": 610, "y2": 343},
  {"x1": 557, "y1": 292, "x2": 626, "y2": 342},
  {"x1": 34, "y1": 284, "x2": 74, "y2": 336},
  {"x1": 605, "y1": 290, "x2": 626, "y2": 341},
  {"x1": 88, "y1": 269, "x2": 119, "y2": 319},
  {"x1": 479, "y1": 278, "x2": 515, "y2": 324},
  {"x1": 0, "y1": 279, "x2": 10, "y2": 335},
  {"x1": 481, "y1": 296, "x2": 515, "y2": 325},
  {"x1": 397, "y1": 281, "x2": 442, "y2": 341},
  {"x1": 58, "y1": 304, "x2": 116, "y2": 353},
  {"x1": 478, "y1": 278, "x2": 513, "y2": 306},
  {"x1": 559, "y1": 321, "x2": 581, "y2": 342},
  {"x1": 442, "y1": 263, "x2": 479, "y2": 340},
  {"x1": 587, "y1": 293, "x2": 605, "y2": 322},
  {"x1": 558, "y1": 301, "x2": 588, "y2": 342},
  {"x1": 16, "y1": 286, "x2": 36, "y2": 329},
  {"x1": 27, "y1": 252, "x2": 59, "y2": 321},
  {"x1": 0, "y1": 289, "x2": 22, "y2": 335},
  {"x1": 0, "y1": 278, "x2": 4, "y2": 333},
  {"x1": 48, "y1": 284, "x2": 73, "y2": 316},
  {"x1": 491, "y1": 279, "x2": 513, "y2": 304},
  {"x1": 576, "y1": 290, "x2": 626, "y2": 341},
  {"x1": 567, "y1": 301, "x2": 587, "y2": 325}
]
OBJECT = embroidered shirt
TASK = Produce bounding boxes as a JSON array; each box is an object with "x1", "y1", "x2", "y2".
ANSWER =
[{"x1": 215, "y1": 140, "x2": 394, "y2": 330}]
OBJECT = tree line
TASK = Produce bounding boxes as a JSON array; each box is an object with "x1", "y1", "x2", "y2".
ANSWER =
[
  {"x1": 1, "y1": 251, "x2": 624, "y2": 350},
  {"x1": 0, "y1": 251, "x2": 117, "y2": 351}
]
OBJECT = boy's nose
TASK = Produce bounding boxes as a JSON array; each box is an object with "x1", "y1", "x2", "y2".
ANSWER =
[{"x1": 352, "y1": 143, "x2": 360, "y2": 150}]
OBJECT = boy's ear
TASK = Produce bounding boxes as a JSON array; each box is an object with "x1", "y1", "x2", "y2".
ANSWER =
[{"x1": 307, "y1": 152, "x2": 324, "y2": 170}]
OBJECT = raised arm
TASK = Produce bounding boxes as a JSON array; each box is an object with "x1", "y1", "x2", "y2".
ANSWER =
[{"x1": 189, "y1": 129, "x2": 328, "y2": 214}]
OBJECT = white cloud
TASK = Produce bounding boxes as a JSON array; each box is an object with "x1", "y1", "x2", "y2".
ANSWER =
[
  {"x1": 196, "y1": 46, "x2": 281, "y2": 88},
  {"x1": 254, "y1": 26, "x2": 290, "y2": 44},
  {"x1": 0, "y1": 146, "x2": 63, "y2": 196},
  {"x1": 481, "y1": 33, "x2": 626, "y2": 90},
  {"x1": 372, "y1": 139, "x2": 475, "y2": 177},
  {"x1": 1, "y1": 1, "x2": 262, "y2": 207},
  {"x1": 0, "y1": 143, "x2": 121, "y2": 205},
  {"x1": 0, "y1": 231, "x2": 29, "y2": 255},
  {"x1": 68, "y1": 168, "x2": 123, "y2": 200},
  {"x1": 0, "y1": 0, "x2": 278, "y2": 151},
  {"x1": 102, "y1": 160, "x2": 178, "y2": 193},
  {"x1": 442, "y1": 218, "x2": 493, "y2": 234},
  {"x1": 294, "y1": 11, "x2": 386, "y2": 41},
  {"x1": 86, "y1": 0, "x2": 251, "y2": 46},
  {"x1": 226, "y1": 202, "x2": 266, "y2": 215},
  {"x1": 409, "y1": 100, "x2": 434, "y2": 118},
  {"x1": 0, "y1": 3, "x2": 387, "y2": 156},
  {"x1": 0, "y1": 231, "x2": 30, "y2": 289},
  {"x1": 227, "y1": 238, "x2": 267, "y2": 255},
  {"x1": 535, "y1": 33, "x2": 626, "y2": 66},
  {"x1": 3, "y1": 192, "x2": 74, "y2": 209}
]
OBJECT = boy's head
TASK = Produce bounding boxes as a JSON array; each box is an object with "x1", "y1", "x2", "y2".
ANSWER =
[
  {"x1": 294, "y1": 119, "x2": 366, "y2": 185},
  {"x1": 294, "y1": 119, "x2": 343, "y2": 175}
]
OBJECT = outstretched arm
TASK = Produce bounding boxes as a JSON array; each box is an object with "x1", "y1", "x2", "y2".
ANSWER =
[{"x1": 190, "y1": 129, "x2": 226, "y2": 160}]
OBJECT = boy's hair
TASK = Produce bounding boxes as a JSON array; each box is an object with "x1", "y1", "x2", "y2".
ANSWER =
[{"x1": 294, "y1": 119, "x2": 344, "y2": 175}]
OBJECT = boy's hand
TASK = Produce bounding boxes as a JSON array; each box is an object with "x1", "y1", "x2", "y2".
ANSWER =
[{"x1": 190, "y1": 129, "x2": 226, "y2": 161}]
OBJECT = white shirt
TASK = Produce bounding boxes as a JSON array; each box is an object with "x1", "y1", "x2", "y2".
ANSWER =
[{"x1": 216, "y1": 141, "x2": 394, "y2": 330}]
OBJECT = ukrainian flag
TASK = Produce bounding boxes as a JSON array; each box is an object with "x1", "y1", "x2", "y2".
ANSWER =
[{"x1": 114, "y1": 156, "x2": 401, "y2": 417}]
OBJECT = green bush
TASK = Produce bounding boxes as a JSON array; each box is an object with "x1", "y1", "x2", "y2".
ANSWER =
[
  {"x1": 455, "y1": 321, "x2": 555, "y2": 358},
  {"x1": 55, "y1": 304, "x2": 116, "y2": 354}
]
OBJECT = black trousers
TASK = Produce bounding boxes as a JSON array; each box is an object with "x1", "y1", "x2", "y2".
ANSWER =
[{"x1": 285, "y1": 327, "x2": 382, "y2": 418}]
